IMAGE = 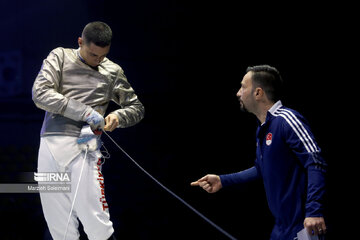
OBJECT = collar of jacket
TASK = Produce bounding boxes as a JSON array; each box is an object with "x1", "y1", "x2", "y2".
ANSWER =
[{"x1": 258, "y1": 100, "x2": 283, "y2": 127}]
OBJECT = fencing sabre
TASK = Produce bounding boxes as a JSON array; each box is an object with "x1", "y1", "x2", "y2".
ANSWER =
[{"x1": 102, "y1": 130, "x2": 237, "y2": 240}]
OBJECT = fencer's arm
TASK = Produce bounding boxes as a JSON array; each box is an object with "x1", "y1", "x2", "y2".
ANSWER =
[
  {"x1": 109, "y1": 70, "x2": 145, "y2": 128},
  {"x1": 32, "y1": 47, "x2": 95, "y2": 124}
]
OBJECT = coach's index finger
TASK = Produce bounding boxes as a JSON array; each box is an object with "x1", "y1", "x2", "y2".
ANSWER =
[
  {"x1": 190, "y1": 175, "x2": 208, "y2": 186},
  {"x1": 190, "y1": 181, "x2": 199, "y2": 186}
]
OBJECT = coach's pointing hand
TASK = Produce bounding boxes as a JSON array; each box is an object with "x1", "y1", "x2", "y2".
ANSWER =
[{"x1": 191, "y1": 174, "x2": 222, "y2": 193}]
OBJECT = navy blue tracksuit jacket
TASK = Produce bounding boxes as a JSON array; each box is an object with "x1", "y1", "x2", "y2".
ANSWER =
[{"x1": 220, "y1": 101, "x2": 326, "y2": 240}]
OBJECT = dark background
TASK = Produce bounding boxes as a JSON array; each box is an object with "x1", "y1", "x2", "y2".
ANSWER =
[{"x1": 0, "y1": 0, "x2": 354, "y2": 239}]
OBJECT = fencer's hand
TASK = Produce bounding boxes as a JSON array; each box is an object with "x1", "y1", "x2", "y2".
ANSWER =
[
  {"x1": 190, "y1": 174, "x2": 222, "y2": 193},
  {"x1": 304, "y1": 217, "x2": 326, "y2": 236},
  {"x1": 85, "y1": 109, "x2": 105, "y2": 130},
  {"x1": 104, "y1": 114, "x2": 119, "y2": 132}
]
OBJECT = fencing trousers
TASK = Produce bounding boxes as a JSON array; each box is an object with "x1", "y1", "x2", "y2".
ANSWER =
[{"x1": 38, "y1": 136, "x2": 114, "y2": 240}]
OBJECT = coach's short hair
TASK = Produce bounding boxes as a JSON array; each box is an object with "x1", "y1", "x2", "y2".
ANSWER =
[
  {"x1": 82, "y1": 21, "x2": 112, "y2": 47},
  {"x1": 246, "y1": 65, "x2": 284, "y2": 102}
]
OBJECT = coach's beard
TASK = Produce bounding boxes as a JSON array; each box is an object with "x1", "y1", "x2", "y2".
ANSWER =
[{"x1": 239, "y1": 100, "x2": 249, "y2": 113}]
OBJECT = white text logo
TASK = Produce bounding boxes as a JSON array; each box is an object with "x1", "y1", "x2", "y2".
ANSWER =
[{"x1": 34, "y1": 172, "x2": 71, "y2": 182}]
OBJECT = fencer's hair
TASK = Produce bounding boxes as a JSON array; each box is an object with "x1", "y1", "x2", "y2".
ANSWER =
[
  {"x1": 246, "y1": 65, "x2": 284, "y2": 102},
  {"x1": 82, "y1": 21, "x2": 112, "y2": 47}
]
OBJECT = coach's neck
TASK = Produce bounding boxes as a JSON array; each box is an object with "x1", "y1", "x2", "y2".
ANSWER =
[{"x1": 252, "y1": 88, "x2": 275, "y2": 124}]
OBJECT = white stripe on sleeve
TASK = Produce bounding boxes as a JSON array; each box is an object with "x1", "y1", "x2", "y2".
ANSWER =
[{"x1": 274, "y1": 109, "x2": 318, "y2": 153}]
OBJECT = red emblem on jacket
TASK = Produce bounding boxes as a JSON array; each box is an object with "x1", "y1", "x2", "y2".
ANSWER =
[{"x1": 266, "y1": 133, "x2": 272, "y2": 146}]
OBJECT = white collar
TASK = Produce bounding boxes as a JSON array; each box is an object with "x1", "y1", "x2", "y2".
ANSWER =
[{"x1": 268, "y1": 100, "x2": 283, "y2": 115}]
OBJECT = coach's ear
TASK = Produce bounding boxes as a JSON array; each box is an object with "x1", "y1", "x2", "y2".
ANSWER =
[{"x1": 254, "y1": 87, "x2": 265, "y2": 99}]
